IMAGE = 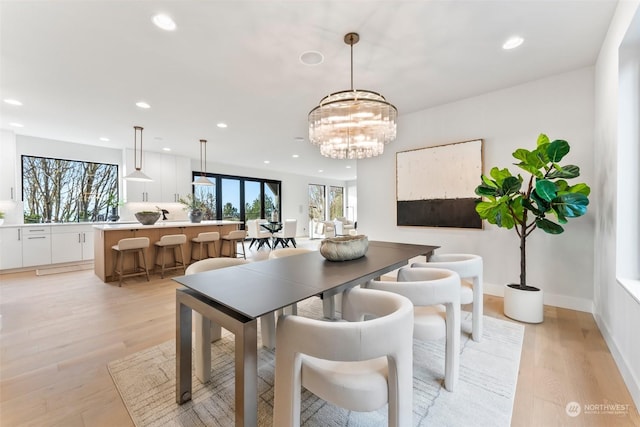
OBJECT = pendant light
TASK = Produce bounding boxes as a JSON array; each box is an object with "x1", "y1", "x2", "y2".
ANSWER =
[
  {"x1": 124, "y1": 125, "x2": 152, "y2": 181},
  {"x1": 308, "y1": 32, "x2": 398, "y2": 159},
  {"x1": 192, "y1": 139, "x2": 213, "y2": 185}
]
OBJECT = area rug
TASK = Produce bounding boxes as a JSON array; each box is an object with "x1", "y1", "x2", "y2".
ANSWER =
[{"x1": 108, "y1": 299, "x2": 524, "y2": 427}]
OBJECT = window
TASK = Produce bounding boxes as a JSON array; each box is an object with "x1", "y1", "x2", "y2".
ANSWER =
[
  {"x1": 308, "y1": 184, "x2": 325, "y2": 221},
  {"x1": 328, "y1": 186, "x2": 344, "y2": 220},
  {"x1": 22, "y1": 155, "x2": 118, "y2": 223},
  {"x1": 192, "y1": 172, "x2": 280, "y2": 224}
]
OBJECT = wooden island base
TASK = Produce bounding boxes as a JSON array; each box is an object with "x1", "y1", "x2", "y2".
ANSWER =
[{"x1": 93, "y1": 221, "x2": 242, "y2": 282}]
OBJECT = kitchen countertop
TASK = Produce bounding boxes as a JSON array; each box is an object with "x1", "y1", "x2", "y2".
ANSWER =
[
  {"x1": 0, "y1": 220, "x2": 243, "y2": 229},
  {"x1": 93, "y1": 220, "x2": 243, "y2": 230}
]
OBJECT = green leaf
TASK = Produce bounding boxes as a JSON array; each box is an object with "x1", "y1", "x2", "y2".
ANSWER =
[
  {"x1": 516, "y1": 162, "x2": 545, "y2": 179},
  {"x1": 489, "y1": 167, "x2": 514, "y2": 185},
  {"x1": 567, "y1": 182, "x2": 591, "y2": 196},
  {"x1": 546, "y1": 140, "x2": 570, "y2": 162},
  {"x1": 548, "y1": 164, "x2": 580, "y2": 179},
  {"x1": 481, "y1": 174, "x2": 498, "y2": 188},
  {"x1": 512, "y1": 149, "x2": 532, "y2": 163},
  {"x1": 536, "y1": 217, "x2": 564, "y2": 234},
  {"x1": 537, "y1": 133, "x2": 550, "y2": 146},
  {"x1": 475, "y1": 184, "x2": 499, "y2": 197},
  {"x1": 530, "y1": 190, "x2": 551, "y2": 214},
  {"x1": 551, "y1": 193, "x2": 589, "y2": 218},
  {"x1": 535, "y1": 179, "x2": 556, "y2": 202},
  {"x1": 501, "y1": 176, "x2": 522, "y2": 194}
]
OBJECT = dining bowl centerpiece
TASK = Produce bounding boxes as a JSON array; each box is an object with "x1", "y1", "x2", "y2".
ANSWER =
[
  {"x1": 135, "y1": 211, "x2": 161, "y2": 225},
  {"x1": 320, "y1": 235, "x2": 369, "y2": 262}
]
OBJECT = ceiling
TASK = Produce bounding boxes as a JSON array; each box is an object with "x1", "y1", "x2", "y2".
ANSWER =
[{"x1": 0, "y1": 0, "x2": 617, "y2": 181}]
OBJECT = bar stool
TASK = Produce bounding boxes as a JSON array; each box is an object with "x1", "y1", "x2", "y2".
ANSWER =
[
  {"x1": 154, "y1": 234, "x2": 187, "y2": 278},
  {"x1": 190, "y1": 231, "x2": 220, "y2": 264},
  {"x1": 221, "y1": 229, "x2": 247, "y2": 259},
  {"x1": 111, "y1": 237, "x2": 150, "y2": 286}
]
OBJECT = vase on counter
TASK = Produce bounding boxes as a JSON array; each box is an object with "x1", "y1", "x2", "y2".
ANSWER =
[
  {"x1": 108, "y1": 207, "x2": 120, "y2": 222},
  {"x1": 189, "y1": 210, "x2": 203, "y2": 223}
]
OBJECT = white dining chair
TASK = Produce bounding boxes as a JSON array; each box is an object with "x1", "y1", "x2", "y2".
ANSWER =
[
  {"x1": 273, "y1": 287, "x2": 414, "y2": 427},
  {"x1": 185, "y1": 257, "x2": 278, "y2": 380},
  {"x1": 273, "y1": 218, "x2": 297, "y2": 248},
  {"x1": 413, "y1": 253, "x2": 483, "y2": 342},
  {"x1": 365, "y1": 266, "x2": 461, "y2": 391}
]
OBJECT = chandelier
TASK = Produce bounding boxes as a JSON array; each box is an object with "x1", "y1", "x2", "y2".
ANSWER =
[
  {"x1": 308, "y1": 32, "x2": 397, "y2": 159},
  {"x1": 192, "y1": 139, "x2": 213, "y2": 185},
  {"x1": 124, "y1": 125, "x2": 152, "y2": 181}
]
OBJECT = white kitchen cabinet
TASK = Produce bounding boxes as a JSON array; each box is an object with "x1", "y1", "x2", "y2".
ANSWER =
[
  {"x1": 0, "y1": 227, "x2": 22, "y2": 269},
  {"x1": 0, "y1": 129, "x2": 18, "y2": 201},
  {"x1": 126, "y1": 149, "x2": 193, "y2": 203},
  {"x1": 51, "y1": 225, "x2": 94, "y2": 263},
  {"x1": 124, "y1": 149, "x2": 163, "y2": 202},
  {"x1": 21, "y1": 226, "x2": 51, "y2": 267},
  {"x1": 162, "y1": 154, "x2": 192, "y2": 202}
]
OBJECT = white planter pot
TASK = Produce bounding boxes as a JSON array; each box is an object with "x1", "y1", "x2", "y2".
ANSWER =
[{"x1": 503, "y1": 284, "x2": 544, "y2": 323}]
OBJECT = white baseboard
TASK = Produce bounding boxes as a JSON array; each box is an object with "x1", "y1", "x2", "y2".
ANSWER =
[
  {"x1": 36, "y1": 262, "x2": 93, "y2": 276},
  {"x1": 484, "y1": 282, "x2": 594, "y2": 313},
  {"x1": 594, "y1": 313, "x2": 640, "y2": 412}
]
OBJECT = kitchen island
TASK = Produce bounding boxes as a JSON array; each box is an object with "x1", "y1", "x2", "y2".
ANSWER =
[{"x1": 93, "y1": 220, "x2": 243, "y2": 282}]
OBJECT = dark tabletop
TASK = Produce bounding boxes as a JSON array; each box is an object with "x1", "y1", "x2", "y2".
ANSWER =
[{"x1": 173, "y1": 240, "x2": 438, "y2": 319}]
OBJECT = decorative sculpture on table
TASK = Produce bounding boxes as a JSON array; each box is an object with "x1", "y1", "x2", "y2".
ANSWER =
[{"x1": 320, "y1": 235, "x2": 368, "y2": 261}]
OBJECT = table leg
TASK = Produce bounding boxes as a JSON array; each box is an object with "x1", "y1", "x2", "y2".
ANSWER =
[
  {"x1": 235, "y1": 319, "x2": 258, "y2": 427},
  {"x1": 176, "y1": 298, "x2": 192, "y2": 404},
  {"x1": 195, "y1": 312, "x2": 223, "y2": 382}
]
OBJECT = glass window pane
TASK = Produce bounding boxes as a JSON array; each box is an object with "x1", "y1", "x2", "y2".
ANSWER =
[
  {"x1": 329, "y1": 186, "x2": 344, "y2": 220},
  {"x1": 244, "y1": 181, "x2": 261, "y2": 220},
  {"x1": 221, "y1": 178, "x2": 240, "y2": 220},
  {"x1": 265, "y1": 182, "x2": 280, "y2": 222},
  {"x1": 309, "y1": 184, "x2": 325, "y2": 221},
  {"x1": 22, "y1": 155, "x2": 118, "y2": 223},
  {"x1": 195, "y1": 183, "x2": 216, "y2": 220}
]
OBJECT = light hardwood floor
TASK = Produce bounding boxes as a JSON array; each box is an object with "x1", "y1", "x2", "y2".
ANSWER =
[{"x1": 1, "y1": 244, "x2": 638, "y2": 426}]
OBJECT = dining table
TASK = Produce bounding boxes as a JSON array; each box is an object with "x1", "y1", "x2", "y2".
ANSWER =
[
  {"x1": 260, "y1": 221, "x2": 281, "y2": 248},
  {"x1": 173, "y1": 240, "x2": 439, "y2": 427}
]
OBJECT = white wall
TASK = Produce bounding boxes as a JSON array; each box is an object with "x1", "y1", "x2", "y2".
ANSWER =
[
  {"x1": 358, "y1": 67, "x2": 596, "y2": 312},
  {"x1": 593, "y1": 0, "x2": 640, "y2": 410}
]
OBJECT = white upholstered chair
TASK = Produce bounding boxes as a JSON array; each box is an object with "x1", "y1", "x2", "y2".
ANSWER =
[
  {"x1": 273, "y1": 287, "x2": 414, "y2": 427},
  {"x1": 268, "y1": 248, "x2": 313, "y2": 315},
  {"x1": 246, "y1": 219, "x2": 272, "y2": 250},
  {"x1": 413, "y1": 253, "x2": 483, "y2": 342},
  {"x1": 185, "y1": 257, "x2": 278, "y2": 380},
  {"x1": 365, "y1": 266, "x2": 461, "y2": 391},
  {"x1": 273, "y1": 219, "x2": 297, "y2": 248}
]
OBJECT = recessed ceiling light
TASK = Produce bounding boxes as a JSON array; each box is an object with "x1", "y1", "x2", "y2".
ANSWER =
[
  {"x1": 294, "y1": 136, "x2": 305, "y2": 142},
  {"x1": 4, "y1": 99, "x2": 23, "y2": 106},
  {"x1": 503, "y1": 36, "x2": 524, "y2": 50},
  {"x1": 300, "y1": 51, "x2": 324, "y2": 66},
  {"x1": 264, "y1": 160, "x2": 270, "y2": 164},
  {"x1": 318, "y1": 169, "x2": 323, "y2": 173},
  {"x1": 9, "y1": 122, "x2": 24, "y2": 128},
  {"x1": 136, "y1": 101, "x2": 151, "y2": 109},
  {"x1": 152, "y1": 14, "x2": 176, "y2": 31},
  {"x1": 99, "y1": 137, "x2": 110, "y2": 142},
  {"x1": 346, "y1": 165, "x2": 351, "y2": 169},
  {"x1": 163, "y1": 147, "x2": 171, "y2": 151},
  {"x1": 292, "y1": 154, "x2": 299, "y2": 158},
  {"x1": 217, "y1": 122, "x2": 228, "y2": 128}
]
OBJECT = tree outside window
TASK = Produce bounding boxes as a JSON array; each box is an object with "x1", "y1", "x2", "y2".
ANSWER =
[
  {"x1": 308, "y1": 184, "x2": 325, "y2": 220},
  {"x1": 328, "y1": 186, "x2": 344, "y2": 220},
  {"x1": 22, "y1": 155, "x2": 118, "y2": 223}
]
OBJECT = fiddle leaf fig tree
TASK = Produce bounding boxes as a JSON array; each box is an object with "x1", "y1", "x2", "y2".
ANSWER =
[{"x1": 474, "y1": 134, "x2": 590, "y2": 290}]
